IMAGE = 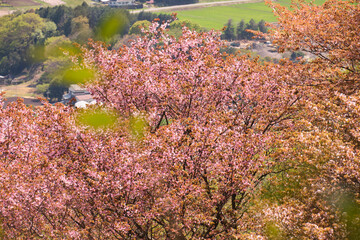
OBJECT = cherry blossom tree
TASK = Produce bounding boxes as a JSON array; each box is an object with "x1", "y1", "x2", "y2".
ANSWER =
[
  {"x1": 249, "y1": 0, "x2": 360, "y2": 238},
  {"x1": 0, "y1": 0, "x2": 359, "y2": 238},
  {"x1": 0, "y1": 21, "x2": 301, "y2": 238}
]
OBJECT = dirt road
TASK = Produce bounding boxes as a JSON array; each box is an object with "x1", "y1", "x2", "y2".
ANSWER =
[{"x1": 131, "y1": 0, "x2": 262, "y2": 13}]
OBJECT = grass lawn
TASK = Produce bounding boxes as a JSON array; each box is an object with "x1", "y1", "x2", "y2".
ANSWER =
[{"x1": 174, "y1": 0, "x2": 325, "y2": 30}]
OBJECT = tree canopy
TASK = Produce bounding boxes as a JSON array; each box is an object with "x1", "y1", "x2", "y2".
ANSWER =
[
  {"x1": 154, "y1": 0, "x2": 198, "y2": 6},
  {"x1": 0, "y1": 0, "x2": 359, "y2": 239},
  {"x1": 0, "y1": 13, "x2": 55, "y2": 75}
]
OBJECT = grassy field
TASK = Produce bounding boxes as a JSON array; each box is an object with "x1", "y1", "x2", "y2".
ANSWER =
[{"x1": 174, "y1": 0, "x2": 325, "y2": 30}]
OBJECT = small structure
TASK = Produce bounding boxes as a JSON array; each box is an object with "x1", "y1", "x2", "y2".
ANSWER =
[
  {"x1": 0, "y1": 75, "x2": 6, "y2": 85},
  {"x1": 62, "y1": 84, "x2": 96, "y2": 107},
  {"x1": 108, "y1": 0, "x2": 135, "y2": 7},
  {"x1": 75, "y1": 100, "x2": 96, "y2": 109}
]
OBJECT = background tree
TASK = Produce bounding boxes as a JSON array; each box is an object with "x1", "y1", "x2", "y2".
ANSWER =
[
  {"x1": 242, "y1": 18, "x2": 258, "y2": 40},
  {"x1": 135, "y1": 11, "x2": 173, "y2": 24},
  {"x1": 257, "y1": 19, "x2": 267, "y2": 33},
  {"x1": 290, "y1": 51, "x2": 304, "y2": 62},
  {"x1": 221, "y1": 19, "x2": 236, "y2": 40},
  {"x1": 154, "y1": 0, "x2": 198, "y2": 6},
  {"x1": 128, "y1": 20, "x2": 151, "y2": 35},
  {"x1": 233, "y1": 19, "x2": 267, "y2": 40},
  {"x1": 0, "y1": 13, "x2": 55, "y2": 75},
  {"x1": 236, "y1": 19, "x2": 245, "y2": 40},
  {"x1": 168, "y1": 20, "x2": 203, "y2": 38},
  {"x1": 47, "y1": 77, "x2": 68, "y2": 101},
  {"x1": 69, "y1": 16, "x2": 93, "y2": 43},
  {"x1": 38, "y1": 35, "x2": 73, "y2": 100}
]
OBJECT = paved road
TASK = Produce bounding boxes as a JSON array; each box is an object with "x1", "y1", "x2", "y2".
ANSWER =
[{"x1": 131, "y1": 0, "x2": 263, "y2": 13}]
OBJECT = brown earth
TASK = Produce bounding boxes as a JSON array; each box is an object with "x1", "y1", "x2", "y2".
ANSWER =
[
  {"x1": 2, "y1": 97, "x2": 44, "y2": 107},
  {"x1": 0, "y1": 69, "x2": 43, "y2": 99},
  {"x1": 0, "y1": 9, "x2": 13, "y2": 17},
  {"x1": 0, "y1": 79, "x2": 40, "y2": 98},
  {"x1": 41, "y1": 0, "x2": 65, "y2": 6},
  {"x1": 0, "y1": 0, "x2": 64, "y2": 17},
  {"x1": 8, "y1": 0, "x2": 40, "y2": 6}
]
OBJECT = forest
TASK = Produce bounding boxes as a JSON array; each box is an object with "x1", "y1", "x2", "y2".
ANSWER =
[
  {"x1": 0, "y1": 3, "x2": 175, "y2": 100},
  {"x1": 154, "y1": 0, "x2": 199, "y2": 6},
  {"x1": 0, "y1": 0, "x2": 359, "y2": 239}
]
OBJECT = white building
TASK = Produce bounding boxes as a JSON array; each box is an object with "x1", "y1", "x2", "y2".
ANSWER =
[
  {"x1": 62, "y1": 84, "x2": 96, "y2": 108},
  {"x1": 108, "y1": 0, "x2": 135, "y2": 7}
]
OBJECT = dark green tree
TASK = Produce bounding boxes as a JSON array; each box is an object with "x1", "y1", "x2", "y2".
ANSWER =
[
  {"x1": 290, "y1": 51, "x2": 305, "y2": 62},
  {"x1": 236, "y1": 19, "x2": 245, "y2": 40},
  {"x1": 135, "y1": 11, "x2": 172, "y2": 24},
  {"x1": 47, "y1": 77, "x2": 68, "y2": 102},
  {"x1": 241, "y1": 18, "x2": 258, "y2": 40},
  {"x1": 154, "y1": 0, "x2": 198, "y2": 6},
  {"x1": 0, "y1": 13, "x2": 55, "y2": 75},
  {"x1": 74, "y1": 2, "x2": 89, "y2": 17},
  {"x1": 222, "y1": 19, "x2": 236, "y2": 41},
  {"x1": 258, "y1": 19, "x2": 267, "y2": 33}
]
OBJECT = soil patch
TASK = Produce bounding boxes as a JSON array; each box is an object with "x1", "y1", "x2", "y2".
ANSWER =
[
  {"x1": 41, "y1": 0, "x2": 65, "y2": 6},
  {"x1": 2, "y1": 97, "x2": 43, "y2": 107},
  {"x1": 8, "y1": 0, "x2": 40, "y2": 7},
  {"x1": 0, "y1": 69, "x2": 43, "y2": 99},
  {"x1": 0, "y1": 79, "x2": 39, "y2": 98},
  {"x1": 0, "y1": 9, "x2": 13, "y2": 17}
]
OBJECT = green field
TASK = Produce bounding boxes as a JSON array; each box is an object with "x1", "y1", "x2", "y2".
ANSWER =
[{"x1": 174, "y1": 0, "x2": 325, "y2": 30}]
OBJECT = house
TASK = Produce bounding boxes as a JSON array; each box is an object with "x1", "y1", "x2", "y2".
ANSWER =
[
  {"x1": 74, "y1": 94, "x2": 96, "y2": 108},
  {"x1": 62, "y1": 84, "x2": 96, "y2": 108},
  {"x1": 108, "y1": 0, "x2": 135, "y2": 7}
]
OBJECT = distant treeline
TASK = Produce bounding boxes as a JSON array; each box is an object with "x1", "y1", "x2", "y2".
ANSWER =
[
  {"x1": 221, "y1": 19, "x2": 268, "y2": 41},
  {"x1": 154, "y1": 0, "x2": 198, "y2": 6},
  {"x1": 0, "y1": 3, "x2": 173, "y2": 76},
  {"x1": 36, "y1": 3, "x2": 173, "y2": 38}
]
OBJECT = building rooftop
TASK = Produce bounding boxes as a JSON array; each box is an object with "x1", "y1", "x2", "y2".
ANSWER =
[
  {"x1": 69, "y1": 84, "x2": 89, "y2": 94},
  {"x1": 75, "y1": 94, "x2": 95, "y2": 103}
]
